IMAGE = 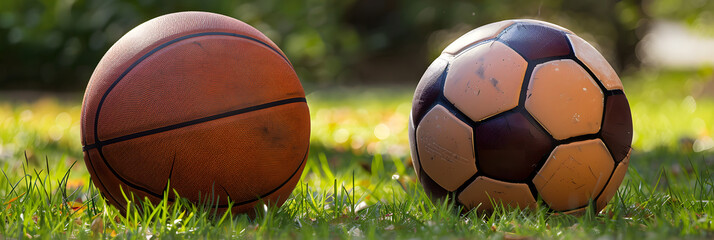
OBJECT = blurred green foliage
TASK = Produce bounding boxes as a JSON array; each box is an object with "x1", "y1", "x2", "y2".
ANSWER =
[{"x1": 0, "y1": 0, "x2": 712, "y2": 90}]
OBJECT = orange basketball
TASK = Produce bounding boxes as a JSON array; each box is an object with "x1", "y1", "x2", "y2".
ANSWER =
[{"x1": 80, "y1": 12, "x2": 310, "y2": 214}]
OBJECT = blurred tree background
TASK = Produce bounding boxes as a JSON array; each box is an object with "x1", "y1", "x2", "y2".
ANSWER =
[{"x1": 0, "y1": 0, "x2": 713, "y2": 91}]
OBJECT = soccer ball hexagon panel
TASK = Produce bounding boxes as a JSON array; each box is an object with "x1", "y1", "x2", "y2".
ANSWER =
[
  {"x1": 416, "y1": 105, "x2": 478, "y2": 191},
  {"x1": 408, "y1": 19, "x2": 633, "y2": 213},
  {"x1": 526, "y1": 59, "x2": 604, "y2": 140},
  {"x1": 444, "y1": 41, "x2": 526, "y2": 122},
  {"x1": 533, "y1": 139, "x2": 615, "y2": 211},
  {"x1": 474, "y1": 111, "x2": 552, "y2": 182}
]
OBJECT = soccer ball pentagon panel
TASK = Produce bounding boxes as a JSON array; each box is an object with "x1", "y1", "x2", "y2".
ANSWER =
[{"x1": 408, "y1": 19, "x2": 633, "y2": 213}]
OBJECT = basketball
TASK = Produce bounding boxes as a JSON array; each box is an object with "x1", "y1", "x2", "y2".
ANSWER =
[{"x1": 80, "y1": 11, "x2": 310, "y2": 214}]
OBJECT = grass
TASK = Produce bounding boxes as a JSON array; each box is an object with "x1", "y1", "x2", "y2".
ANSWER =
[{"x1": 1, "y1": 69, "x2": 713, "y2": 239}]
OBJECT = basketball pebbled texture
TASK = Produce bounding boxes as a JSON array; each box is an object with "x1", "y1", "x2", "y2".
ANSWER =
[
  {"x1": 80, "y1": 12, "x2": 310, "y2": 214},
  {"x1": 409, "y1": 19, "x2": 633, "y2": 213}
]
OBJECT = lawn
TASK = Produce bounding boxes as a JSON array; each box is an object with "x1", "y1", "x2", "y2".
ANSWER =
[{"x1": 0, "y1": 69, "x2": 713, "y2": 239}]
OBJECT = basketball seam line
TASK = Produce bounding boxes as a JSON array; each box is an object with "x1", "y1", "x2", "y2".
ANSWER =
[
  {"x1": 90, "y1": 138, "x2": 309, "y2": 209},
  {"x1": 84, "y1": 149, "x2": 127, "y2": 212},
  {"x1": 83, "y1": 97, "x2": 306, "y2": 151},
  {"x1": 92, "y1": 31, "x2": 291, "y2": 151}
]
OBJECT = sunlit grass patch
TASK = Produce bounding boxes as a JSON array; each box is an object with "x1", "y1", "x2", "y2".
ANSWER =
[
  {"x1": 626, "y1": 69, "x2": 714, "y2": 151},
  {"x1": 307, "y1": 86, "x2": 414, "y2": 157},
  {"x1": 1, "y1": 147, "x2": 711, "y2": 238},
  {"x1": 0, "y1": 97, "x2": 83, "y2": 164}
]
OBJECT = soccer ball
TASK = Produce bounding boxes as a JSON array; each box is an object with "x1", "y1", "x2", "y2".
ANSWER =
[{"x1": 408, "y1": 19, "x2": 633, "y2": 213}]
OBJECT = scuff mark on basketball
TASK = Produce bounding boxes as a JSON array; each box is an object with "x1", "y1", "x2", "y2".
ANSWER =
[
  {"x1": 260, "y1": 125, "x2": 289, "y2": 148},
  {"x1": 192, "y1": 41, "x2": 204, "y2": 49},
  {"x1": 219, "y1": 184, "x2": 233, "y2": 204},
  {"x1": 163, "y1": 153, "x2": 178, "y2": 201}
]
